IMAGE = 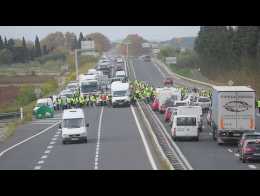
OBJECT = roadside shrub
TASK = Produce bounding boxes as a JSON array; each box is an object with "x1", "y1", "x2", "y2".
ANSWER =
[
  {"x1": 16, "y1": 85, "x2": 36, "y2": 106},
  {"x1": 41, "y1": 79, "x2": 58, "y2": 96}
]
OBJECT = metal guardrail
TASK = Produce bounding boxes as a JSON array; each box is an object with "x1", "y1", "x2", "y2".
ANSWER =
[{"x1": 0, "y1": 112, "x2": 20, "y2": 120}]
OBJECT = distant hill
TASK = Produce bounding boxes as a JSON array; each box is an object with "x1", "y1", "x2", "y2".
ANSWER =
[{"x1": 160, "y1": 37, "x2": 196, "y2": 49}]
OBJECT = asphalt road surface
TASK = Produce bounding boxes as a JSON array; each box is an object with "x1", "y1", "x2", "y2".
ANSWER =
[
  {"x1": 130, "y1": 57, "x2": 260, "y2": 170},
  {"x1": 0, "y1": 65, "x2": 157, "y2": 170}
]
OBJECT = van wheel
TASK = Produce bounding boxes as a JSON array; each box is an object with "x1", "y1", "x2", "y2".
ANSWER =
[
  {"x1": 84, "y1": 137, "x2": 88, "y2": 143},
  {"x1": 195, "y1": 136, "x2": 199, "y2": 141}
]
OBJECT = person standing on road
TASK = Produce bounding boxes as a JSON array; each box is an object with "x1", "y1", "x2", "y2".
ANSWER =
[{"x1": 257, "y1": 99, "x2": 260, "y2": 113}]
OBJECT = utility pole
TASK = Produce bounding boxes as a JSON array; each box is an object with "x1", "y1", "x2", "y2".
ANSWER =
[{"x1": 75, "y1": 49, "x2": 79, "y2": 81}]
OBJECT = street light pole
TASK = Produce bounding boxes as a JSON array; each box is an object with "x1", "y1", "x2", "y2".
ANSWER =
[{"x1": 75, "y1": 49, "x2": 79, "y2": 81}]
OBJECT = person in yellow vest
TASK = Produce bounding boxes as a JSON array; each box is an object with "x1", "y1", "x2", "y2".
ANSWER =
[{"x1": 257, "y1": 99, "x2": 260, "y2": 113}]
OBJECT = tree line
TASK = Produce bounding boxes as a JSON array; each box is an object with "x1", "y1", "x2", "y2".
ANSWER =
[
  {"x1": 194, "y1": 26, "x2": 260, "y2": 79},
  {"x1": 0, "y1": 35, "x2": 48, "y2": 65}
]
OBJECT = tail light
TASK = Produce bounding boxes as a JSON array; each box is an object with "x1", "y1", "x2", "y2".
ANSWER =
[
  {"x1": 173, "y1": 128, "x2": 176, "y2": 136},
  {"x1": 244, "y1": 147, "x2": 256, "y2": 153}
]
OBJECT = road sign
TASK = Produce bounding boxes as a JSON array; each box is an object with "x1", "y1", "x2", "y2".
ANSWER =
[
  {"x1": 81, "y1": 40, "x2": 95, "y2": 50},
  {"x1": 165, "y1": 57, "x2": 177, "y2": 64}
]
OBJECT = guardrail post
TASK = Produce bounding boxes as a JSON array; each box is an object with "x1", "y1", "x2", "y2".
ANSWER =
[{"x1": 20, "y1": 107, "x2": 23, "y2": 120}]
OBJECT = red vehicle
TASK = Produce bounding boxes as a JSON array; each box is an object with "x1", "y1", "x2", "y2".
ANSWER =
[
  {"x1": 159, "y1": 98, "x2": 175, "y2": 114},
  {"x1": 164, "y1": 107, "x2": 175, "y2": 122},
  {"x1": 151, "y1": 98, "x2": 159, "y2": 111},
  {"x1": 163, "y1": 77, "x2": 174, "y2": 86}
]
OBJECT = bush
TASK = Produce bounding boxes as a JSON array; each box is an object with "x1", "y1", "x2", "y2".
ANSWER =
[
  {"x1": 16, "y1": 85, "x2": 37, "y2": 106},
  {"x1": 41, "y1": 79, "x2": 58, "y2": 96},
  {"x1": 35, "y1": 52, "x2": 66, "y2": 64}
]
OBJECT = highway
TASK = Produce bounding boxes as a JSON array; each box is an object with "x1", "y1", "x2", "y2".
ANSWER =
[
  {"x1": 0, "y1": 61, "x2": 160, "y2": 170},
  {"x1": 1, "y1": 54, "x2": 260, "y2": 170},
  {"x1": 129, "y1": 57, "x2": 260, "y2": 170}
]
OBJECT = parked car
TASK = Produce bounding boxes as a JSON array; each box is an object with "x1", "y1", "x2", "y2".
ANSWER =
[
  {"x1": 193, "y1": 96, "x2": 211, "y2": 112},
  {"x1": 239, "y1": 139, "x2": 260, "y2": 163},
  {"x1": 238, "y1": 132, "x2": 260, "y2": 153}
]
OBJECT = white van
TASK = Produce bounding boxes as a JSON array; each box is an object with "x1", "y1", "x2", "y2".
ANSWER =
[
  {"x1": 111, "y1": 81, "x2": 130, "y2": 107},
  {"x1": 174, "y1": 106, "x2": 203, "y2": 131},
  {"x1": 60, "y1": 109, "x2": 89, "y2": 144},
  {"x1": 171, "y1": 115, "x2": 199, "y2": 141}
]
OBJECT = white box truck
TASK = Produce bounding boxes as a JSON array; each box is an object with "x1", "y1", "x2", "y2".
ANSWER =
[{"x1": 210, "y1": 86, "x2": 256, "y2": 145}]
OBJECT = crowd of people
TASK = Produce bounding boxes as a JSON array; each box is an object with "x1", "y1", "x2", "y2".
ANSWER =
[
  {"x1": 50, "y1": 79, "x2": 212, "y2": 111},
  {"x1": 52, "y1": 90, "x2": 112, "y2": 111}
]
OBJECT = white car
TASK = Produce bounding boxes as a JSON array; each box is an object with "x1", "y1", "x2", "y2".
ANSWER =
[
  {"x1": 171, "y1": 115, "x2": 199, "y2": 141},
  {"x1": 60, "y1": 109, "x2": 89, "y2": 144},
  {"x1": 193, "y1": 96, "x2": 211, "y2": 111}
]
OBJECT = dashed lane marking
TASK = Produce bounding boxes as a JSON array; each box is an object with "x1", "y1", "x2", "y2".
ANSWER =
[
  {"x1": 248, "y1": 165, "x2": 257, "y2": 169},
  {"x1": 41, "y1": 155, "x2": 48, "y2": 159},
  {"x1": 50, "y1": 141, "x2": 56, "y2": 145},
  {"x1": 0, "y1": 121, "x2": 60, "y2": 158},
  {"x1": 38, "y1": 160, "x2": 44, "y2": 164},
  {"x1": 94, "y1": 106, "x2": 104, "y2": 170},
  {"x1": 228, "y1": 149, "x2": 233, "y2": 153},
  {"x1": 234, "y1": 153, "x2": 240, "y2": 157},
  {"x1": 47, "y1": 145, "x2": 53, "y2": 149},
  {"x1": 44, "y1": 150, "x2": 51, "y2": 154},
  {"x1": 34, "y1": 166, "x2": 41, "y2": 170}
]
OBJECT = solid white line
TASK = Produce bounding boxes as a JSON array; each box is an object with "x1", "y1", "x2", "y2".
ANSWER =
[
  {"x1": 0, "y1": 121, "x2": 61, "y2": 158},
  {"x1": 248, "y1": 165, "x2": 257, "y2": 169},
  {"x1": 34, "y1": 166, "x2": 41, "y2": 170},
  {"x1": 130, "y1": 60, "x2": 137, "y2": 79},
  {"x1": 130, "y1": 105, "x2": 157, "y2": 170},
  {"x1": 228, "y1": 149, "x2": 233, "y2": 153},
  {"x1": 94, "y1": 106, "x2": 104, "y2": 170},
  {"x1": 152, "y1": 62, "x2": 166, "y2": 78}
]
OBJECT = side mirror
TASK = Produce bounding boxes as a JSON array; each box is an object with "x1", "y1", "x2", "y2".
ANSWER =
[{"x1": 86, "y1": 123, "x2": 89, "y2": 127}]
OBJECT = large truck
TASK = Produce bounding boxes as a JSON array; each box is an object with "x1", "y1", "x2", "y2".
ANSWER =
[{"x1": 210, "y1": 86, "x2": 256, "y2": 145}]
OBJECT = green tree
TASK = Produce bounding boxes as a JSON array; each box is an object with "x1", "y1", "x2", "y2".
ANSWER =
[
  {"x1": 78, "y1": 32, "x2": 84, "y2": 49},
  {"x1": 22, "y1": 37, "x2": 29, "y2": 62},
  {"x1": 0, "y1": 48, "x2": 13, "y2": 64},
  {"x1": 35, "y1": 35, "x2": 42, "y2": 57},
  {"x1": 0, "y1": 35, "x2": 3, "y2": 49}
]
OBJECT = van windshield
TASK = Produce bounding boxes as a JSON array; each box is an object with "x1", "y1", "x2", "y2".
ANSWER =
[
  {"x1": 63, "y1": 118, "x2": 84, "y2": 129},
  {"x1": 113, "y1": 90, "x2": 127, "y2": 97},
  {"x1": 177, "y1": 117, "x2": 196, "y2": 126},
  {"x1": 198, "y1": 97, "x2": 210, "y2": 102}
]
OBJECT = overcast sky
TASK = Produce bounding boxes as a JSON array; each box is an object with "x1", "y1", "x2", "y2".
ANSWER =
[{"x1": 0, "y1": 26, "x2": 200, "y2": 42}]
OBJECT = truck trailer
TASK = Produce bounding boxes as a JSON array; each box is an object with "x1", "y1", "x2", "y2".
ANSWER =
[{"x1": 210, "y1": 86, "x2": 256, "y2": 145}]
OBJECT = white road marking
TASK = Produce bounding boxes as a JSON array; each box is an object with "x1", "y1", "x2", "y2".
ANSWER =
[
  {"x1": 94, "y1": 106, "x2": 104, "y2": 170},
  {"x1": 130, "y1": 105, "x2": 158, "y2": 170},
  {"x1": 41, "y1": 155, "x2": 48, "y2": 159},
  {"x1": 0, "y1": 121, "x2": 61, "y2": 158},
  {"x1": 152, "y1": 63, "x2": 166, "y2": 78},
  {"x1": 50, "y1": 141, "x2": 56, "y2": 145},
  {"x1": 234, "y1": 153, "x2": 240, "y2": 157},
  {"x1": 38, "y1": 160, "x2": 44, "y2": 164},
  {"x1": 34, "y1": 166, "x2": 41, "y2": 170},
  {"x1": 52, "y1": 137, "x2": 57, "y2": 141},
  {"x1": 44, "y1": 150, "x2": 51, "y2": 154},
  {"x1": 209, "y1": 132, "x2": 212, "y2": 135},
  {"x1": 54, "y1": 134, "x2": 59, "y2": 137},
  {"x1": 228, "y1": 149, "x2": 233, "y2": 153},
  {"x1": 248, "y1": 165, "x2": 257, "y2": 169},
  {"x1": 47, "y1": 145, "x2": 53, "y2": 149}
]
